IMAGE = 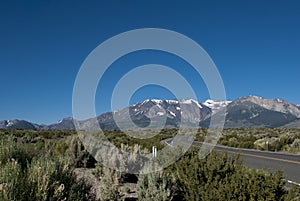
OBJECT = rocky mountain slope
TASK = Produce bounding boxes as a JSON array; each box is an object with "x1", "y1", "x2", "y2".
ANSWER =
[
  {"x1": 200, "y1": 96, "x2": 300, "y2": 128},
  {"x1": 77, "y1": 99, "x2": 211, "y2": 130},
  {"x1": 0, "y1": 119, "x2": 40, "y2": 130},
  {"x1": 1, "y1": 96, "x2": 299, "y2": 130}
]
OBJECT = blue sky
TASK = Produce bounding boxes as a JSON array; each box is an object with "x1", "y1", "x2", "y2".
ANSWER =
[{"x1": 0, "y1": 0, "x2": 299, "y2": 124}]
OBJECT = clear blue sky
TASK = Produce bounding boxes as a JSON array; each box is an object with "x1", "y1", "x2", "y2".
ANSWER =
[{"x1": 0, "y1": 0, "x2": 299, "y2": 124}]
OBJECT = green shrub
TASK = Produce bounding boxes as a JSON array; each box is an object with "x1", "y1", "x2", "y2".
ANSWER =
[
  {"x1": 137, "y1": 171, "x2": 173, "y2": 201},
  {"x1": 0, "y1": 138, "x2": 34, "y2": 170},
  {"x1": 166, "y1": 148, "x2": 299, "y2": 201},
  {"x1": 0, "y1": 138, "x2": 96, "y2": 201},
  {"x1": 98, "y1": 167, "x2": 123, "y2": 201}
]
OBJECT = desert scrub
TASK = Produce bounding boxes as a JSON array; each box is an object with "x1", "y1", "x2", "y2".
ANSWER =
[
  {"x1": 0, "y1": 138, "x2": 96, "y2": 201},
  {"x1": 166, "y1": 148, "x2": 300, "y2": 201},
  {"x1": 0, "y1": 137, "x2": 34, "y2": 170},
  {"x1": 28, "y1": 157, "x2": 96, "y2": 201},
  {"x1": 93, "y1": 163, "x2": 124, "y2": 200},
  {"x1": 137, "y1": 171, "x2": 173, "y2": 201}
]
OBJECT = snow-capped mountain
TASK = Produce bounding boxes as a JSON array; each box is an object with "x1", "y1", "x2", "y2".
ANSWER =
[
  {"x1": 1, "y1": 96, "x2": 300, "y2": 130},
  {"x1": 200, "y1": 96, "x2": 300, "y2": 128},
  {"x1": 203, "y1": 99, "x2": 231, "y2": 113},
  {"x1": 77, "y1": 99, "x2": 212, "y2": 130},
  {"x1": 0, "y1": 119, "x2": 40, "y2": 130}
]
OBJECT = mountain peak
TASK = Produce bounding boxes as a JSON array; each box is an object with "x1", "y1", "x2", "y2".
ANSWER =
[
  {"x1": 1, "y1": 96, "x2": 300, "y2": 130},
  {"x1": 203, "y1": 99, "x2": 231, "y2": 113},
  {"x1": 178, "y1": 99, "x2": 203, "y2": 108},
  {"x1": 239, "y1": 95, "x2": 263, "y2": 100},
  {"x1": 232, "y1": 96, "x2": 300, "y2": 118},
  {"x1": 142, "y1": 99, "x2": 164, "y2": 104},
  {"x1": 239, "y1": 96, "x2": 288, "y2": 104},
  {"x1": 85, "y1": 98, "x2": 211, "y2": 130},
  {"x1": 58, "y1": 117, "x2": 73, "y2": 123},
  {"x1": 0, "y1": 119, "x2": 39, "y2": 130},
  {"x1": 140, "y1": 99, "x2": 205, "y2": 109}
]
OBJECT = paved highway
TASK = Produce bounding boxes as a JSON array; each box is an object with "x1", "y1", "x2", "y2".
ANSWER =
[
  {"x1": 196, "y1": 142, "x2": 300, "y2": 185},
  {"x1": 163, "y1": 139, "x2": 300, "y2": 185}
]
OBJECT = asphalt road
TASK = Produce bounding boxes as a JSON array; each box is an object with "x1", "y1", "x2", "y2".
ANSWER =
[
  {"x1": 163, "y1": 139, "x2": 300, "y2": 185},
  {"x1": 195, "y1": 142, "x2": 300, "y2": 185}
]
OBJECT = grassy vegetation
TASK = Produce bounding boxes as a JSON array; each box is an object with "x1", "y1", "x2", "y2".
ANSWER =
[{"x1": 0, "y1": 128, "x2": 299, "y2": 200}]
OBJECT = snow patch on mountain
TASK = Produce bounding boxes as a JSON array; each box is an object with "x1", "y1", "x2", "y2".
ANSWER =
[
  {"x1": 141, "y1": 99, "x2": 205, "y2": 110},
  {"x1": 6, "y1": 120, "x2": 13, "y2": 127},
  {"x1": 250, "y1": 113, "x2": 260, "y2": 119},
  {"x1": 203, "y1": 99, "x2": 231, "y2": 113},
  {"x1": 168, "y1": 111, "x2": 176, "y2": 117},
  {"x1": 2, "y1": 97, "x2": 300, "y2": 130},
  {"x1": 150, "y1": 99, "x2": 163, "y2": 104},
  {"x1": 157, "y1": 112, "x2": 164, "y2": 116},
  {"x1": 165, "y1": 100, "x2": 178, "y2": 104},
  {"x1": 180, "y1": 99, "x2": 203, "y2": 108}
]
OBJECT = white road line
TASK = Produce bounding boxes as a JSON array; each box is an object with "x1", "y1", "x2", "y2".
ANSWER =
[{"x1": 286, "y1": 180, "x2": 300, "y2": 186}]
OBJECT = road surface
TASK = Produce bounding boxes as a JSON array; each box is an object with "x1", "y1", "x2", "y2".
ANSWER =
[{"x1": 163, "y1": 139, "x2": 300, "y2": 185}]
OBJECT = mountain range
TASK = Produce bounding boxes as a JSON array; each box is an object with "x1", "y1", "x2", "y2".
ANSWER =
[{"x1": 1, "y1": 96, "x2": 300, "y2": 130}]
